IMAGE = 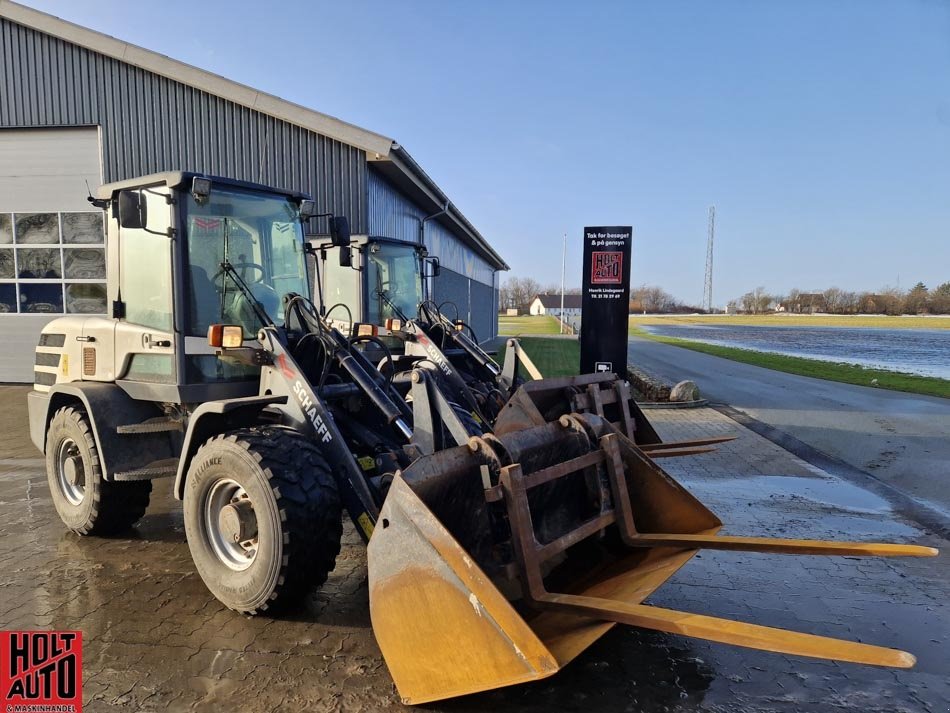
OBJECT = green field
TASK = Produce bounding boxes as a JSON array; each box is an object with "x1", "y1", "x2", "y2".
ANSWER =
[
  {"x1": 630, "y1": 327, "x2": 950, "y2": 399},
  {"x1": 498, "y1": 315, "x2": 563, "y2": 335},
  {"x1": 499, "y1": 336, "x2": 579, "y2": 377},
  {"x1": 630, "y1": 314, "x2": 950, "y2": 329}
]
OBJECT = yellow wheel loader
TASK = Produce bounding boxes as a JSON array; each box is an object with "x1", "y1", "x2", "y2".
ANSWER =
[{"x1": 28, "y1": 172, "x2": 937, "y2": 707}]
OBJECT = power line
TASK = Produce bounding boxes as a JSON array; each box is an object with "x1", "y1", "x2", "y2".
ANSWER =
[{"x1": 703, "y1": 205, "x2": 715, "y2": 312}]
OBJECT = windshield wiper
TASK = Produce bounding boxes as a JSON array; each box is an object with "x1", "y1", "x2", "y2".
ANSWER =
[
  {"x1": 376, "y1": 288, "x2": 411, "y2": 323},
  {"x1": 219, "y1": 260, "x2": 274, "y2": 329}
]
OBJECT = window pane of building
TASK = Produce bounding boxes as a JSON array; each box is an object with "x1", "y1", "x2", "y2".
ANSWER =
[
  {"x1": 17, "y1": 248, "x2": 62, "y2": 278},
  {"x1": 0, "y1": 215, "x2": 11, "y2": 244},
  {"x1": 62, "y1": 213, "x2": 104, "y2": 244},
  {"x1": 0, "y1": 249, "x2": 13, "y2": 279},
  {"x1": 15, "y1": 213, "x2": 60, "y2": 244},
  {"x1": 65, "y1": 283, "x2": 107, "y2": 314},
  {"x1": 19, "y1": 283, "x2": 62, "y2": 313},
  {"x1": 0, "y1": 284, "x2": 15, "y2": 313},
  {"x1": 64, "y1": 248, "x2": 106, "y2": 279}
]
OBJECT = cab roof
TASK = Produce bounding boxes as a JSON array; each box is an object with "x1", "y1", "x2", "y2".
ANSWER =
[{"x1": 96, "y1": 172, "x2": 310, "y2": 202}]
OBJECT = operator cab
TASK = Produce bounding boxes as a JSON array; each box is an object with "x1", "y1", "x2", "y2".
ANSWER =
[
  {"x1": 42, "y1": 171, "x2": 318, "y2": 403},
  {"x1": 318, "y1": 236, "x2": 439, "y2": 330}
]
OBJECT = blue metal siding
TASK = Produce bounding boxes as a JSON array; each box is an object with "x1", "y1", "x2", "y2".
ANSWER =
[
  {"x1": 0, "y1": 18, "x2": 367, "y2": 231},
  {"x1": 367, "y1": 168, "x2": 495, "y2": 286}
]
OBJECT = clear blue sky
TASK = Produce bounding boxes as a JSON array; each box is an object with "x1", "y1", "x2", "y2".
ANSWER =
[{"x1": 29, "y1": 0, "x2": 950, "y2": 305}]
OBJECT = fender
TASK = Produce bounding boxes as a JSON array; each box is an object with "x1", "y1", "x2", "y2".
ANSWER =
[
  {"x1": 172, "y1": 395, "x2": 288, "y2": 499},
  {"x1": 28, "y1": 382, "x2": 176, "y2": 481}
]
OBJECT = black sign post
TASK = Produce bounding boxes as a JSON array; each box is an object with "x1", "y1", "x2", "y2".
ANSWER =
[{"x1": 580, "y1": 226, "x2": 632, "y2": 376}]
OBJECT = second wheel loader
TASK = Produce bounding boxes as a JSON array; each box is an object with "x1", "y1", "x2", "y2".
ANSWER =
[
  {"x1": 315, "y1": 234, "x2": 728, "y2": 456},
  {"x1": 28, "y1": 172, "x2": 938, "y2": 706}
]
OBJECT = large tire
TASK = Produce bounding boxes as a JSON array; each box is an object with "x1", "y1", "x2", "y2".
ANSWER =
[
  {"x1": 183, "y1": 426, "x2": 342, "y2": 615},
  {"x1": 45, "y1": 406, "x2": 151, "y2": 535}
]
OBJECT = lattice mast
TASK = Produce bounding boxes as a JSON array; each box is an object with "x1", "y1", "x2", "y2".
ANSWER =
[{"x1": 703, "y1": 206, "x2": 715, "y2": 312}]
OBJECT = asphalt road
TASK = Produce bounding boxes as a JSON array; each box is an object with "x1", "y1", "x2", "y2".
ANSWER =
[{"x1": 628, "y1": 336, "x2": 950, "y2": 518}]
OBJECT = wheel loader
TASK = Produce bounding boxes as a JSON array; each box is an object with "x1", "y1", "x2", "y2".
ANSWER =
[
  {"x1": 315, "y1": 234, "x2": 727, "y2": 456},
  {"x1": 28, "y1": 172, "x2": 937, "y2": 706}
]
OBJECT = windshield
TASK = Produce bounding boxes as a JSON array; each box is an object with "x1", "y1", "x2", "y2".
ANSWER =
[
  {"x1": 184, "y1": 187, "x2": 308, "y2": 336},
  {"x1": 366, "y1": 241, "x2": 424, "y2": 324}
]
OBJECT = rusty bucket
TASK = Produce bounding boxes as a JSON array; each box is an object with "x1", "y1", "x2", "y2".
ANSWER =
[{"x1": 367, "y1": 414, "x2": 935, "y2": 705}]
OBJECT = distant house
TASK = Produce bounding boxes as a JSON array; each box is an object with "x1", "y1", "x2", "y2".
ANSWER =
[
  {"x1": 529, "y1": 293, "x2": 583, "y2": 318},
  {"x1": 781, "y1": 293, "x2": 828, "y2": 314}
]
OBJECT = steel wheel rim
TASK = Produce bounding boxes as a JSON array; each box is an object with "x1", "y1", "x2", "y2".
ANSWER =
[
  {"x1": 204, "y1": 478, "x2": 258, "y2": 571},
  {"x1": 56, "y1": 437, "x2": 85, "y2": 506}
]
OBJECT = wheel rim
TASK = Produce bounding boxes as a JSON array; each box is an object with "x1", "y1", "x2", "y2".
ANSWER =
[
  {"x1": 204, "y1": 478, "x2": 259, "y2": 571},
  {"x1": 56, "y1": 438, "x2": 85, "y2": 506}
]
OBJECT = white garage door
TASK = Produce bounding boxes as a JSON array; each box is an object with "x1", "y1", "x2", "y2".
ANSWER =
[{"x1": 0, "y1": 127, "x2": 104, "y2": 382}]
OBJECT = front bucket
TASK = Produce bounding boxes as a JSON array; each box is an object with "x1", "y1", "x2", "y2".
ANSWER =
[
  {"x1": 368, "y1": 474, "x2": 714, "y2": 704},
  {"x1": 368, "y1": 476, "x2": 558, "y2": 704},
  {"x1": 494, "y1": 373, "x2": 662, "y2": 444},
  {"x1": 368, "y1": 418, "x2": 934, "y2": 705}
]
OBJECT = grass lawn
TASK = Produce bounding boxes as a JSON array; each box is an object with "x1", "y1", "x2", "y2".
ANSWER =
[
  {"x1": 499, "y1": 336, "x2": 580, "y2": 378},
  {"x1": 498, "y1": 315, "x2": 563, "y2": 335},
  {"x1": 629, "y1": 314, "x2": 950, "y2": 329},
  {"x1": 630, "y1": 326, "x2": 950, "y2": 399}
]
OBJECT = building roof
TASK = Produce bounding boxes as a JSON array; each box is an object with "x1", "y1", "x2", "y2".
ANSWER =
[
  {"x1": 0, "y1": 0, "x2": 508, "y2": 271},
  {"x1": 533, "y1": 293, "x2": 583, "y2": 309}
]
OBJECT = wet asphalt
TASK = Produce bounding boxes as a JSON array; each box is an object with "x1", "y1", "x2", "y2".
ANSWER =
[
  {"x1": 628, "y1": 335, "x2": 950, "y2": 517},
  {"x1": 0, "y1": 385, "x2": 947, "y2": 712}
]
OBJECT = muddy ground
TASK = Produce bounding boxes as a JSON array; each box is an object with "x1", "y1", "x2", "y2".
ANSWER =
[{"x1": 0, "y1": 386, "x2": 947, "y2": 712}]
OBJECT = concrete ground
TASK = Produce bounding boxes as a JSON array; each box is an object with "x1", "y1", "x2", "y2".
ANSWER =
[
  {"x1": 628, "y1": 336, "x2": 950, "y2": 517},
  {"x1": 1, "y1": 385, "x2": 947, "y2": 712}
]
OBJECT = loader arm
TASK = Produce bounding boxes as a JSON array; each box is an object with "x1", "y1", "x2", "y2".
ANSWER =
[{"x1": 256, "y1": 326, "x2": 396, "y2": 540}]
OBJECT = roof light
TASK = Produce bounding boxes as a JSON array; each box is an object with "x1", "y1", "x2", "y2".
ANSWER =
[
  {"x1": 191, "y1": 176, "x2": 212, "y2": 204},
  {"x1": 299, "y1": 199, "x2": 317, "y2": 220}
]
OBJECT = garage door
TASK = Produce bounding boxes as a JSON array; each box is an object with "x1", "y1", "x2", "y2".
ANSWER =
[{"x1": 0, "y1": 127, "x2": 104, "y2": 382}]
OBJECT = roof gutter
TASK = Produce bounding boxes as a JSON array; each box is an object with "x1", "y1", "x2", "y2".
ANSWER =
[{"x1": 389, "y1": 144, "x2": 510, "y2": 271}]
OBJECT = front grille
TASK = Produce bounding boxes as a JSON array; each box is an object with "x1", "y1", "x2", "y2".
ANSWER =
[
  {"x1": 34, "y1": 371, "x2": 57, "y2": 386},
  {"x1": 39, "y1": 333, "x2": 66, "y2": 347},
  {"x1": 35, "y1": 352, "x2": 61, "y2": 368}
]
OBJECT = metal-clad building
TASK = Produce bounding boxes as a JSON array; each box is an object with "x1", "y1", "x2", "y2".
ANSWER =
[{"x1": 0, "y1": 0, "x2": 507, "y2": 381}]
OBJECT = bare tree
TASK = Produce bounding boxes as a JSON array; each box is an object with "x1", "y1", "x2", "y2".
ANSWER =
[
  {"x1": 823, "y1": 287, "x2": 846, "y2": 314},
  {"x1": 499, "y1": 276, "x2": 542, "y2": 313}
]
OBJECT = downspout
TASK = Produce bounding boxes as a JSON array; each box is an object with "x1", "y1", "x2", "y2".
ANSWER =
[{"x1": 420, "y1": 201, "x2": 449, "y2": 302}]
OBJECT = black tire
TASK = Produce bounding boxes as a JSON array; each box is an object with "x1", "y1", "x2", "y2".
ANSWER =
[
  {"x1": 45, "y1": 406, "x2": 151, "y2": 535},
  {"x1": 183, "y1": 426, "x2": 342, "y2": 615}
]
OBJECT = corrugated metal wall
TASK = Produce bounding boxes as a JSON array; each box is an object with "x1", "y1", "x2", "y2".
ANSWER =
[
  {"x1": 0, "y1": 18, "x2": 367, "y2": 230},
  {"x1": 367, "y1": 167, "x2": 496, "y2": 286},
  {"x1": 366, "y1": 168, "x2": 499, "y2": 342}
]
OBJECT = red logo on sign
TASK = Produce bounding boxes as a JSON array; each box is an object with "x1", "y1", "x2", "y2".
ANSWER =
[
  {"x1": 1, "y1": 631, "x2": 82, "y2": 712},
  {"x1": 591, "y1": 252, "x2": 623, "y2": 284}
]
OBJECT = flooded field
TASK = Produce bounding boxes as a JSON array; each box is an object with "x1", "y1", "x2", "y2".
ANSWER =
[{"x1": 642, "y1": 324, "x2": 950, "y2": 379}]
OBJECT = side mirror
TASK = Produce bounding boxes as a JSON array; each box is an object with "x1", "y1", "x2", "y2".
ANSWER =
[
  {"x1": 427, "y1": 257, "x2": 441, "y2": 277},
  {"x1": 329, "y1": 216, "x2": 351, "y2": 247},
  {"x1": 117, "y1": 190, "x2": 147, "y2": 229},
  {"x1": 339, "y1": 246, "x2": 352, "y2": 268}
]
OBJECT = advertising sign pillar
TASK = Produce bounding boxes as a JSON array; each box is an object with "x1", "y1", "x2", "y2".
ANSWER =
[{"x1": 580, "y1": 226, "x2": 632, "y2": 375}]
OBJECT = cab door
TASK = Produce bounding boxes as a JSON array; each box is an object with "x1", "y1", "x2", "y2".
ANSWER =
[{"x1": 110, "y1": 188, "x2": 177, "y2": 384}]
